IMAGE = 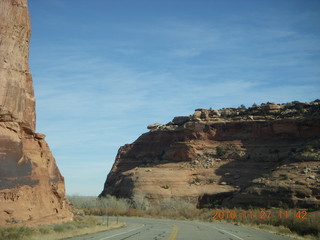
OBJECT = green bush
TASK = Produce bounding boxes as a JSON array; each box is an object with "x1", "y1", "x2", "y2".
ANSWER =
[
  {"x1": 53, "y1": 223, "x2": 75, "y2": 232},
  {"x1": 216, "y1": 146, "x2": 227, "y2": 157},
  {"x1": 0, "y1": 226, "x2": 34, "y2": 240},
  {"x1": 38, "y1": 226, "x2": 51, "y2": 234}
]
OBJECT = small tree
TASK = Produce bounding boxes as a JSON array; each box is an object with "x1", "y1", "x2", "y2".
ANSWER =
[{"x1": 239, "y1": 104, "x2": 246, "y2": 109}]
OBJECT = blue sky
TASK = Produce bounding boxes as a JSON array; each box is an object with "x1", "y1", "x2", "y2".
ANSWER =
[{"x1": 28, "y1": 0, "x2": 320, "y2": 196}]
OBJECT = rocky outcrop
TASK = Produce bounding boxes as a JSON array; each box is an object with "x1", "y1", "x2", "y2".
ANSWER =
[
  {"x1": 0, "y1": 0, "x2": 72, "y2": 225},
  {"x1": 100, "y1": 101, "x2": 320, "y2": 209},
  {"x1": 147, "y1": 123, "x2": 162, "y2": 130}
]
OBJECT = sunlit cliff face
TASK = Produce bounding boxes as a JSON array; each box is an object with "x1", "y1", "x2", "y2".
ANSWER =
[
  {"x1": 0, "y1": 0, "x2": 72, "y2": 225},
  {"x1": 101, "y1": 102, "x2": 320, "y2": 209}
]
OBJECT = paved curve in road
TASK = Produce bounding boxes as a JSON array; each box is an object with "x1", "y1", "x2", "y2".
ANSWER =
[{"x1": 67, "y1": 217, "x2": 294, "y2": 240}]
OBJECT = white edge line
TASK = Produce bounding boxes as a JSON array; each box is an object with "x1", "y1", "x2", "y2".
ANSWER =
[
  {"x1": 99, "y1": 224, "x2": 145, "y2": 240},
  {"x1": 211, "y1": 225, "x2": 245, "y2": 240}
]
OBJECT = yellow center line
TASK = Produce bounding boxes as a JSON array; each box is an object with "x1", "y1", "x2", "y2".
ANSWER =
[{"x1": 167, "y1": 224, "x2": 179, "y2": 240}]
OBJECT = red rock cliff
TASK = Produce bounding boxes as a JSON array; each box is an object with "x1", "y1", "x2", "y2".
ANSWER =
[
  {"x1": 101, "y1": 102, "x2": 320, "y2": 209},
  {"x1": 0, "y1": 0, "x2": 72, "y2": 225}
]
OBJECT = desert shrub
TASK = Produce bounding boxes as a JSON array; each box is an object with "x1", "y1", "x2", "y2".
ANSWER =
[
  {"x1": 0, "y1": 226, "x2": 34, "y2": 240},
  {"x1": 131, "y1": 194, "x2": 150, "y2": 210},
  {"x1": 68, "y1": 195, "x2": 320, "y2": 238},
  {"x1": 98, "y1": 195, "x2": 131, "y2": 210},
  {"x1": 68, "y1": 195, "x2": 132, "y2": 216},
  {"x1": 68, "y1": 195, "x2": 97, "y2": 209},
  {"x1": 216, "y1": 146, "x2": 227, "y2": 157},
  {"x1": 53, "y1": 223, "x2": 74, "y2": 232},
  {"x1": 69, "y1": 216, "x2": 98, "y2": 229},
  {"x1": 159, "y1": 198, "x2": 195, "y2": 211},
  {"x1": 38, "y1": 226, "x2": 51, "y2": 234},
  {"x1": 125, "y1": 208, "x2": 145, "y2": 217}
]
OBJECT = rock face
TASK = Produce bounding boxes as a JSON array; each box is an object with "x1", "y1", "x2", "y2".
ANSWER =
[
  {"x1": 0, "y1": 0, "x2": 72, "y2": 225},
  {"x1": 100, "y1": 101, "x2": 320, "y2": 209}
]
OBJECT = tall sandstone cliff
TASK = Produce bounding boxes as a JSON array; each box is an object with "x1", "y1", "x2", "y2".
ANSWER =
[
  {"x1": 101, "y1": 101, "x2": 320, "y2": 209},
  {"x1": 0, "y1": 0, "x2": 72, "y2": 224}
]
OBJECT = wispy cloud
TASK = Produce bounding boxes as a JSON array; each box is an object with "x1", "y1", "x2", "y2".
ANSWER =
[{"x1": 29, "y1": 0, "x2": 320, "y2": 196}]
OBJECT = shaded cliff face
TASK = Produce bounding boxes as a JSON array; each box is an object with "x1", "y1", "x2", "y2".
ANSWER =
[
  {"x1": 101, "y1": 102, "x2": 320, "y2": 209},
  {"x1": 0, "y1": 0, "x2": 72, "y2": 225}
]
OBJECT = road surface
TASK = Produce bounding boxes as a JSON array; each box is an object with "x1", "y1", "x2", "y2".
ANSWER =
[{"x1": 67, "y1": 217, "x2": 294, "y2": 240}]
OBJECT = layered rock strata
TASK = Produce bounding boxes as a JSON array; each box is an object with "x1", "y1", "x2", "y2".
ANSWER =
[
  {"x1": 101, "y1": 101, "x2": 320, "y2": 208},
  {"x1": 0, "y1": 0, "x2": 72, "y2": 225}
]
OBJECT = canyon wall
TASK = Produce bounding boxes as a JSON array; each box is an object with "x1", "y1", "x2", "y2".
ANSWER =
[
  {"x1": 0, "y1": 0, "x2": 72, "y2": 225},
  {"x1": 100, "y1": 101, "x2": 320, "y2": 209}
]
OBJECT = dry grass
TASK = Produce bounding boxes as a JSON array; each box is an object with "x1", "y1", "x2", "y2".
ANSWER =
[
  {"x1": 251, "y1": 224, "x2": 319, "y2": 240},
  {"x1": 68, "y1": 195, "x2": 320, "y2": 239},
  {"x1": 0, "y1": 216, "x2": 125, "y2": 240},
  {"x1": 210, "y1": 208, "x2": 320, "y2": 240}
]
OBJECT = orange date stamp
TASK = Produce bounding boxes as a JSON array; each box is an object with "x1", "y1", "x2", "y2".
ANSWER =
[{"x1": 212, "y1": 210, "x2": 312, "y2": 220}]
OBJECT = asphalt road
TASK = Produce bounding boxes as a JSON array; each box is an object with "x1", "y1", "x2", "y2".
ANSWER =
[{"x1": 67, "y1": 217, "x2": 295, "y2": 240}]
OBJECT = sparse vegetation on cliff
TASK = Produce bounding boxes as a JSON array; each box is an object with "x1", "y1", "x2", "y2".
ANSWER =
[
  {"x1": 215, "y1": 146, "x2": 227, "y2": 157},
  {"x1": 101, "y1": 101, "x2": 320, "y2": 212}
]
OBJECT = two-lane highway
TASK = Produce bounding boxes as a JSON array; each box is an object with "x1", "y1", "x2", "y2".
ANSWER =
[{"x1": 67, "y1": 217, "x2": 295, "y2": 240}]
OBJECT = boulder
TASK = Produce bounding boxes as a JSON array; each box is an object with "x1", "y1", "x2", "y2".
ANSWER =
[
  {"x1": 172, "y1": 116, "x2": 190, "y2": 125},
  {"x1": 147, "y1": 123, "x2": 162, "y2": 130}
]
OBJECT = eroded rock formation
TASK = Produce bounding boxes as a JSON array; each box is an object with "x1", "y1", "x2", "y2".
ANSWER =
[
  {"x1": 101, "y1": 101, "x2": 320, "y2": 209},
  {"x1": 0, "y1": 0, "x2": 72, "y2": 225}
]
